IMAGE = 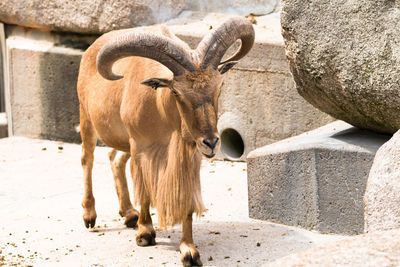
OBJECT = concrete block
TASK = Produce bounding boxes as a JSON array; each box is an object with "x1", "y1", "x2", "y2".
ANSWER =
[
  {"x1": 167, "y1": 12, "x2": 335, "y2": 160},
  {"x1": 5, "y1": 26, "x2": 94, "y2": 142},
  {"x1": 247, "y1": 121, "x2": 391, "y2": 234}
]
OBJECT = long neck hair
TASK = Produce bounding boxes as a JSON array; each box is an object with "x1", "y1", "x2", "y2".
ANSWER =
[{"x1": 131, "y1": 130, "x2": 205, "y2": 229}]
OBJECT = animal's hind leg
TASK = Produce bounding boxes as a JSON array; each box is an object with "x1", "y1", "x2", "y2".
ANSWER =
[
  {"x1": 129, "y1": 142, "x2": 155, "y2": 245},
  {"x1": 80, "y1": 106, "x2": 97, "y2": 228},
  {"x1": 108, "y1": 149, "x2": 139, "y2": 228}
]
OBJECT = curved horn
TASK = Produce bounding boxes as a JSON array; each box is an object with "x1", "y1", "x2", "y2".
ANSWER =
[
  {"x1": 196, "y1": 17, "x2": 255, "y2": 70},
  {"x1": 97, "y1": 32, "x2": 196, "y2": 80}
]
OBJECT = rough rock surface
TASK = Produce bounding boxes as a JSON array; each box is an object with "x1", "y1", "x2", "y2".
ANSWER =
[
  {"x1": 268, "y1": 229, "x2": 400, "y2": 266},
  {"x1": 281, "y1": 0, "x2": 400, "y2": 134},
  {"x1": 0, "y1": 0, "x2": 187, "y2": 34},
  {"x1": 364, "y1": 130, "x2": 400, "y2": 232},
  {"x1": 0, "y1": 0, "x2": 280, "y2": 34}
]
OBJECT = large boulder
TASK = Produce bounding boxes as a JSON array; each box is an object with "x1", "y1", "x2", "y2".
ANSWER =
[
  {"x1": 0, "y1": 0, "x2": 280, "y2": 34},
  {"x1": 0, "y1": 0, "x2": 188, "y2": 34},
  {"x1": 267, "y1": 229, "x2": 400, "y2": 266},
  {"x1": 281, "y1": 0, "x2": 400, "y2": 134},
  {"x1": 364, "y1": 130, "x2": 400, "y2": 232}
]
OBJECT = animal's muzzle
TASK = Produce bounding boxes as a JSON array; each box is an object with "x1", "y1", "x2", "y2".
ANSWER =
[
  {"x1": 202, "y1": 137, "x2": 219, "y2": 150},
  {"x1": 199, "y1": 136, "x2": 220, "y2": 158}
]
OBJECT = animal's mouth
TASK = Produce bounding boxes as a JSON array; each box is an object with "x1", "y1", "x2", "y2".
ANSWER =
[
  {"x1": 197, "y1": 140, "x2": 218, "y2": 159},
  {"x1": 203, "y1": 152, "x2": 216, "y2": 158}
]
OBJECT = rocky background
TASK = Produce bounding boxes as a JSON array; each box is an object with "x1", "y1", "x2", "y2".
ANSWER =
[
  {"x1": 0, "y1": 0, "x2": 336, "y2": 160},
  {"x1": 281, "y1": 0, "x2": 400, "y2": 134},
  {"x1": 274, "y1": 0, "x2": 400, "y2": 264},
  {"x1": 2, "y1": 0, "x2": 400, "y2": 265},
  {"x1": 0, "y1": 0, "x2": 280, "y2": 34}
]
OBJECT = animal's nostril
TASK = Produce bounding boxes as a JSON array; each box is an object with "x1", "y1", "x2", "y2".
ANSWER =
[
  {"x1": 202, "y1": 137, "x2": 219, "y2": 150},
  {"x1": 202, "y1": 139, "x2": 212, "y2": 148}
]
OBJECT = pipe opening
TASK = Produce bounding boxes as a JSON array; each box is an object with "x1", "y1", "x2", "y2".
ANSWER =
[{"x1": 220, "y1": 128, "x2": 244, "y2": 160}]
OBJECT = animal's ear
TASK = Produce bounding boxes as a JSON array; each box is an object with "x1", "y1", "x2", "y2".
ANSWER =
[
  {"x1": 218, "y1": 61, "x2": 238, "y2": 74},
  {"x1": 141, "y1": 78, "x2": 172, "y2": 90}
]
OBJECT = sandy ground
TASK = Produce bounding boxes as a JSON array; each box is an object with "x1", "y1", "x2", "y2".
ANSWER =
[{"x1": 0, "y1": 137, "x2": 344, "y2": 266}]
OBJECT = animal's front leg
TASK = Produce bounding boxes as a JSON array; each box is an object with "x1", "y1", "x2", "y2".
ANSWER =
[
  {"x1": 136, "y1": 202, "x2": 156, "y2": 246},
  {"x1": 180, "y1": 213, "x2": 202, "y2": 267}
]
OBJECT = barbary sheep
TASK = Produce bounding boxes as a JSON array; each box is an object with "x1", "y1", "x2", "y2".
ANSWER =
[{"x1": 77, "y1": 17, "x2": 254, "y2": 266}]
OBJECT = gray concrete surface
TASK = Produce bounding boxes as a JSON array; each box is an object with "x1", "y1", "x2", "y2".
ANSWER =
[
  {"x1": 0, "y1": 137, "x2": 343, "y2": 266},
  {"x1": 247, "y1": 121, "x2": 391, "y2": 235}
]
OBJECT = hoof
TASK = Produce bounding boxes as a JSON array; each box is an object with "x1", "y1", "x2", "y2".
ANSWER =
[
  {"x1": 83, "y1": 217, "x2": 96, "y2": 228},
  {"x1": 136, "y1": 232, "x2": 156, "y2": 247},
  {"x1": 83, "y1": 210, "x2": 97, "y2": 229},
  {"x1": 122, "y1": 209, "x2": 139, "y2": 228},
  {"x1": 124, "y1": 214, "x2": 138, "y2": 228},
  {"x1": 181, "y1": 252, "x2": 202, "y2": 267}
]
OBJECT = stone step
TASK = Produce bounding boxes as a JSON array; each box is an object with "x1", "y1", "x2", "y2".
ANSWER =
[
  {"x1": 3, "y1": 12, "x2": 333, "y2": 159},
  {"x1": 247, "y1": 121, "x2": 391, "y2": 235}
]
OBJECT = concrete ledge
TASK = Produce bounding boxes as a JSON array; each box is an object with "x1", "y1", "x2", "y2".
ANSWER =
[{"x1": 247, "y1": 121, "x2": 391, "y2": 234}]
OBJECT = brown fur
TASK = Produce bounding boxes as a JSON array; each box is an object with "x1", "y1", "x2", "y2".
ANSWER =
[
  {"x1": 131, "y1": 131, "x2": 205, "y2": 228},
  {"x1": 78, "y1": 25, "x2": 221, "y2": 223},
  {"x1": 77, "y1": 23, "x2": 242, "y2": 266}
]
